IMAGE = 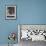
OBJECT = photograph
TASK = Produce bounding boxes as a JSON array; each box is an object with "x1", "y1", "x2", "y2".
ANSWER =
[{"x1": 5, "y1": 5, "x2": 16, "y2": 20}]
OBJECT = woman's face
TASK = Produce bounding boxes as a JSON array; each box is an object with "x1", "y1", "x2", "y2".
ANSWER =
[{"x1": 7, "y1": 7, "x2": 15, "y2": 15}]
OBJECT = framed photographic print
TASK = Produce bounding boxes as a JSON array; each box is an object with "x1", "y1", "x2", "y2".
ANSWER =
[{"x1": 5, "y1": 5, "x2": 16, "y2": 20}]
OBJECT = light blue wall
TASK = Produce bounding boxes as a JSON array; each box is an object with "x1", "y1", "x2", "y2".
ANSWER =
[
  {"x1": 0, "y1": 0, "x2": 46, "y2": 44},
  {"x1": 19, "y1": 0, "x2": 46, "y2": 24}
]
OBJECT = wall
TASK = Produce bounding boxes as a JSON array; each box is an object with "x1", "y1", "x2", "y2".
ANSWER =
[
  {"x1": 0, "y1": 0, "x2": 46, "y2": 44},
  {"x1": 19, "y1": 0, "x2": 46, "y2": 24}
]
